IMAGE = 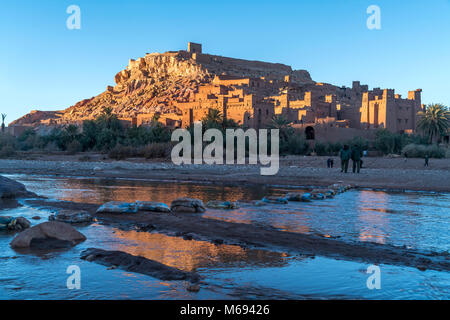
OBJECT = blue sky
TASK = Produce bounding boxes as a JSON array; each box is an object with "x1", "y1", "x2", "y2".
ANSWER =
[{"x1": 1, "y1": 0, "x2": 449, "y2": 123}]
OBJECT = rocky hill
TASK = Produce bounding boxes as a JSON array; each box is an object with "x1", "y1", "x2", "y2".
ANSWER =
[{"x1": 11, "y1": 44, "x2": 314, "y2": 126}]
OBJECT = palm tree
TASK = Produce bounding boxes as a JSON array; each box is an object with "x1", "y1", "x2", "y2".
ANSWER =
[
  {"x1": 417, "y1": 104, "x2": 450, "y2": 144},
  {"x1": 1, "y1": 114, "x2": 6, "y2": 133},
  {"x1": 201, "y1": 109, "x2": 224, "y2": 130},
  {"x1": 269, "y1": 114, "x2": 290, "y2": 130},
  {"x1": 269, "y1": 114, "x2": 293, "y2": 141},
  {"x1": 203, "y1": 109, "x2": 223, "y2": 123}
]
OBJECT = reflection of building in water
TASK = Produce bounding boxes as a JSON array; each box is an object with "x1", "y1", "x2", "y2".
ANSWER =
[
  {"x1": 111, "y1": 230, "x2": 289, "y2": 272},
  {"x1": 356, "y1": 191, "x2": 390, "y2": 244},
  {"x1": 54, "y1": 178, "x2": 257, "y2": 205}
]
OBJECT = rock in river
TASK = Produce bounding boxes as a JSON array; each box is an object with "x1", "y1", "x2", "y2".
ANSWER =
[
  {"x1": 10, "y1": 221, "x2": 86, "y2": 249},
  {"x1": 49, "y1": 209, "x2": 93, "y2": 224},
  {"x1": 206, "y1": 200, "x2": 239, "y2": 210},
  {"x1": 300, "y1": 193, "x2": 312, "y2": 202},
  {"x1": 261, "y1": 196, "x2": 288, "y2": 204},
  {"x1": 311, "y1": 193, "x2": 325, "y2": 200},
  {"x1": 0, "y1": 216, "x2": 31, "y2": 231},
  {"x1": 96, "y1": 201, "x2": 138, "y2": 214},
  {"x1": 0, "y1": 175, "x2": 35, "y2": 199},
  {"x1": 136, "y1": 201, "x2": 171, "y2": 213},
  {"x1": 81, "y1": 248, "x2": 201, "y2": 282},
  {"x1": 170, "y1": 198, "x2": 206, "y2": 213},
  {"x1": 285, "y1": 193, "x2": 301, "y2": 201}
]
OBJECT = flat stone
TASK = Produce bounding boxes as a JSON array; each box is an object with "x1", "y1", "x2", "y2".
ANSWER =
[
  {"x1": 81, "y1": 248, "x2": 201, "y2": 282},
  {"x1": 10, "y1": 221, "x2": 86, "y2": 249},
  {"x1": 49, "y1": 210, "x2": 93, "y2": 224},
  {"x1": 261, "y1": 196, "x2": 288, "y2": 204},
  {"x1": 96, "y1": 201, "x2": 138, "y2": 214},
  {"x1": 206, "y1": 200, "x2": 239, "y2": 210},
  {"x1": 170, "y1": 198, "x2": 206, "y2": 213},
  {"x1": 136, "y1": 201, "x2": 171, "y2": 213}
]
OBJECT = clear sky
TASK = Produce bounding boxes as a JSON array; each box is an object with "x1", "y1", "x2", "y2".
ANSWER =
[{"x1": 1, "y1": 0, "x2": 449, "y2": 124}]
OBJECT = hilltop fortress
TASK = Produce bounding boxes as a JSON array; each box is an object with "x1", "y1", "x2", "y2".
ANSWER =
[{"x1": 10, "y1": 42, "x2": 423, "y2": 141}]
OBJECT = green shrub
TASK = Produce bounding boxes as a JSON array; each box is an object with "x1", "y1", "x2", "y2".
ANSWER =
[
  {"x1": 17, "y1": 129, "x2": 45, "y2": 151},
  {"x1": 66, "y1": 140, "x2": 83, "y2": 155},
  {"x1": 281, "y1": 132, "x2": 309, "y2": 155},
  {"x1": 313, "y1": 142, "x2": 342, "y2": 156},
  {"x1": 108, "y1": 145, "x2": 141, "y2": 160},
  {"x1": 0, "y1": 133, "x2": 17, "y2": 150},
  {"x1": 143, "y1": 142, "x2": 172, "y2": 159},
  {"x1": 0, "y1": 145, "x2": 17, "y2": 158},
  {"x1": 402, "y1": 144, "x2": 446, "y2": 158},
  {"x1": 314, "y1": 142, "x2": 327, "y2": 156},
  {"x1": 43, "y1": 141, "x2": 60, "y2": 152},
  {"x1": 346, "y1": 136, "x2": 369, "y2": 151},
  {"x1": 327, "y1": 142, "x2": 343, "y2": 155},
  {"x1": 374, "y1": 129, "x2": 403, "y2": 155},
  {"x1": 374, "y1": 129, "x2": 428, "y2": 155}
]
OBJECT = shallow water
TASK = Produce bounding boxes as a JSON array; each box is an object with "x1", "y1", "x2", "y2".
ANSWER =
[
  {"x1": 204, "y1": 190, "x2": 450, "y2": 252},
  {"x1": 0, "y1": 174, "x2": 449, "y2": 299},
  {"x1": 9, "y1": 173, "x2": 449, "y2": 252}
]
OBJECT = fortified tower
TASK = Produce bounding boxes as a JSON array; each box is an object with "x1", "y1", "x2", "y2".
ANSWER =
[{"x1": 188, "y1": 42, "x2": 202, "y2": 54}]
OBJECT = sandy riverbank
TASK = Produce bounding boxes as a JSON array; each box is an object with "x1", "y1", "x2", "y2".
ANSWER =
[{"x1": 0, "y1": 154, "x2": 449, "y2": 192}]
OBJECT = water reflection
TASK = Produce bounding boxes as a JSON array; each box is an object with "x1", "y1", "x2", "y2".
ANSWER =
[
  {"x1": 6, "y1": 174, "x2": 450, "y2": 252},
  {"x1": 202, "y1": 191, "x2": 450, "y2": 252},
  {"x1": 7, "y1": 174, "x2": 286, "y2": 205},
  {"x1": 0, "y1": 179, "x2": 449, "y2": 299},
  {"x1": 357, "y1": 191, "x2": 389, "y2": 244},
  {"x1": 97, "y1": 227, "x2": 292, "y2": 272},
  {"x1": 203, "y1": 206, "x2": 311, "y2": 234}
]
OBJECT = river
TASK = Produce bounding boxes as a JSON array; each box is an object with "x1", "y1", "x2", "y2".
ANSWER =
[{"x1": 0, "y1": 174, "x2": 449, "y2": 299}]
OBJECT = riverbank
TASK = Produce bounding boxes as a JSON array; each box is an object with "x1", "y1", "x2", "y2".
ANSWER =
[{"x1": 0, "y1": 154, "x2": 449, "y2": 192}]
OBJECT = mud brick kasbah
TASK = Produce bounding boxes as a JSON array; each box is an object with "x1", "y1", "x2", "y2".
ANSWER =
[{"x1": 10, "y1": 42, "x2": 423, "y2": 142}]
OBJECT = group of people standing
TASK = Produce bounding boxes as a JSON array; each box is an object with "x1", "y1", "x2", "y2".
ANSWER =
[
  {"x1": 325, "y1": 145, "x2": 365, "y2": 173},
  {"x1": 327, "y1": 146, "x2": 432, "y2": 172},
  {"x1": 339, "y1": 145, "x2": 364, "y2": 173}
]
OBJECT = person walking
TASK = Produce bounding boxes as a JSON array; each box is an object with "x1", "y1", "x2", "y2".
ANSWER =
[
  {"x1": 351, "y1": 145, "x2": 362, "y2": 173},
  {"x1": 339, "y1": 145, "x2": 351, "y2": 173},
  {"x1": 424, "y1": 154, "x2": 429, "y2": 167}
]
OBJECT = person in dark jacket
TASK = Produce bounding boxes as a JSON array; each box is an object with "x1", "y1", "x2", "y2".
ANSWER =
[
  {"x1": 351, "y1": 146, "x2": 363, "y2": 173},
  {"x1": 339, "y1": 145, "x2": 351, "y2": 173}
]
